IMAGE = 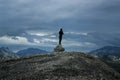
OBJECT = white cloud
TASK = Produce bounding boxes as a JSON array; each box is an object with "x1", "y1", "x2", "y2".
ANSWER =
[
  {"x1": 0, "y1": 36, "x2": 33, "y2": 45},
  {"x1": 33, "y1": 38, "x2": 57, "y2": 43},
  {"x1": 26, "y1": 30, "x2": 54, "y2": 36},
  {"x1": 29, "y1": 32, "x2": 49, "y2": 37},
  {"x1": 33, "y1": 38, "x2": 57, "y2": 47},
  {"x1": 50, "y1": 35, "x2": 56, "y2": 38},
  {"x1": 0, "y1": 36, "x2": 57, "y2": 47},
  {"x1": 62, "y1": 39, "x2": 96, "y2": 47},
  {"x1": 65, "y1": 32, "x2": 88, "y2": 36},
  {"x1": 42, "y1": 38, "x2": 57, "y2": 43},
  {"x1": 33, "y1": 39, "x2": 40, "y2": 44}
]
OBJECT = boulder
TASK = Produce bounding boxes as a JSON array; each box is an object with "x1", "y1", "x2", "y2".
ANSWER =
[{"x1": 54, "y1": 45, "x2": 65, "y2": 53}]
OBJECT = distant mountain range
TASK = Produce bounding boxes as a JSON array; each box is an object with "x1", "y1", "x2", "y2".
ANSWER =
[
  {"x1": 0, "y1": 47, "x2": 48, "y2": 59},
  {"x1": 89, "y1": 46, "x2": 120, "y2": 57},
  {"x1": 17, "y1": 48, "x2": 48, "y2": 57},
  {"x1": 0, "y1": 47, "x2": 19, "y2": 60}
]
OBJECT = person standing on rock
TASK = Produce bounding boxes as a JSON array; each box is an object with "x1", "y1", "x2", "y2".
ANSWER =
[
  {"x1": 54, "y1": 28, "x2": 65, "y2": 52},
  {"x1": 59, "y1": 28, "x2": 64, "y2": 45}
]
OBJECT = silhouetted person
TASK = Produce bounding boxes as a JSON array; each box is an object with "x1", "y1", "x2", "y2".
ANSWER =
[{"x1": 59, "y1": 28, "x2": 64, "y2": 45}]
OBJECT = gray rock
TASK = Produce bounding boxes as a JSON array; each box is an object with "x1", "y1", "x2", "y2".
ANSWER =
[{"x1": 54, "y1": 45, "x2": 65, "y2": 53}]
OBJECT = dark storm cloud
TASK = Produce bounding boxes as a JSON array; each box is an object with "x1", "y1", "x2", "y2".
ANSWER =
[
  {"x1": 72, "y1": 0, "x2": 120, "y2": 32},
  {"x1": 1, "y1": 0, "x2": 120, "y2": 33},
  {"x1": 0, "y1": 0, "x2": 120, "y2": 51}
]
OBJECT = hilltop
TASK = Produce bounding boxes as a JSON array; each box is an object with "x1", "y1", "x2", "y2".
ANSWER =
[{"x1": 0, "y1": 52, "x2": 120, "y2": 80}]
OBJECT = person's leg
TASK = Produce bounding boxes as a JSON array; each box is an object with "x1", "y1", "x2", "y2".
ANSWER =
[
  {"x1": 59, "y1": 36, "x2": 62, "y2": 45},
  {"x1": 60, "y1": 37, "x2": 62, "y2": 44}
]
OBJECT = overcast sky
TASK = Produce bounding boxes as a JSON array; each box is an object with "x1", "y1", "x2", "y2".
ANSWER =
[{"x1": 0, "y1": 0, "x2": 120, "y2": 52}]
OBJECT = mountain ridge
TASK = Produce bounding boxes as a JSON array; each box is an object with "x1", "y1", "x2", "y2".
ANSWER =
[
  {"x1": 0, "y1": 47, "x2": 19, "y2": 60},
  {"x1": 89, "y1": 46, "x2": 120, "y2": 56},
  {"x1": 17, "y1": 48, "x2": 48, "y2": 57}
]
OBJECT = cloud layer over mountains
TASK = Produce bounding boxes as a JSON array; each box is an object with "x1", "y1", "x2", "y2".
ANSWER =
[{"x1": 0, "y1": 0, "x2": 120, "y2": 51}]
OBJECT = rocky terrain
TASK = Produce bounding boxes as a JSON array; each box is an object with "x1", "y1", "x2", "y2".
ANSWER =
[
  {"x1": 0, "y1": 52, "x2": 120, "y2": 80},
  {"x1": 99, "y1": 55, "x2": 120, "y2": 73},
  {"x1": 89, "y1": 46, "x2": 120, "y2": 73}
]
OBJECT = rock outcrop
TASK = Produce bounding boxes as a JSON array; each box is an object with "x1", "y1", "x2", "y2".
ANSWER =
[{"x1": 54, "y1": 45, "x2": 65, "y2": 53}]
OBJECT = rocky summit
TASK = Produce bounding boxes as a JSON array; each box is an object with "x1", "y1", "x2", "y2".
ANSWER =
[{"x1": 0, "y1": 52, "x2": 120, "y2": 80}]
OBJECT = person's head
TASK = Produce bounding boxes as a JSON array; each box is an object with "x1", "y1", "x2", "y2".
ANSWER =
[{"x1": 60, "y1": 28, "x2": 63, "y2": 31}]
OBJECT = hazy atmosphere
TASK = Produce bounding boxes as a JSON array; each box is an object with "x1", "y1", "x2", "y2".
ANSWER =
[{"x1": 0, "y1": 0, "x2": 120, "y2": 52}]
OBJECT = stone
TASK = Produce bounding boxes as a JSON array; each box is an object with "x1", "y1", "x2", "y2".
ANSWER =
[{"x1": 54, "y1": 45, "x2": 65, "y2": 53}]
